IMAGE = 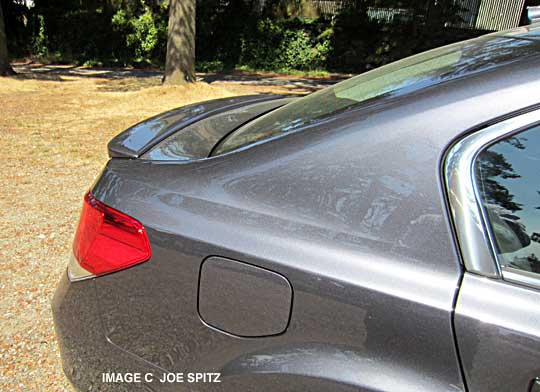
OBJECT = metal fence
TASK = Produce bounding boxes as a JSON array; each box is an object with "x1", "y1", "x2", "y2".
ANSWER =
[
  {"x1": 453, "y1": 0, "x2": 526, "y2": 30},
  {"x1": 311, "y1": 0, "x2": 346, "y2": 15},
  {"x1": 454, "y1": 0, "x2": 482, "y2": 29},
  {"x1": 261, "y1": 0, "x2": 527, "y2": 31},
  {"x1": 312, "y1": 1, "x2": 415, "y2": 21},
  {"x1": 366, "y1": 7, "x2": 414, "y2": 22},
  {"x1": 475, "y1": 0, "x2": 526, "y2": 30}
]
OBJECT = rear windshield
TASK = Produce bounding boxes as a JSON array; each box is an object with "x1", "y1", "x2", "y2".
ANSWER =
[{"x1": 212, "y1": 36, "x2": 534, "y2": 156}]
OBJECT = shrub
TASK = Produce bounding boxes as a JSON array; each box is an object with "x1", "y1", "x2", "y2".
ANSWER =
[
  {"x1": 112, "y1": 6, "x2": 164, "y2": 65},
  {"x1": 238, "y1": 17, "x2": 331, "y2": 71},
  {"x1": 128, "y1": 10, "x2": 158, "y2": 62},
  {"x1": 32, "y1": 14, "x2": 48, "y2": 57}
]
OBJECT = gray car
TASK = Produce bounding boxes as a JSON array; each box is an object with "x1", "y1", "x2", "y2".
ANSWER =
[{"x1": 53, "y1": 24, "x2": 540, "y2": 392}]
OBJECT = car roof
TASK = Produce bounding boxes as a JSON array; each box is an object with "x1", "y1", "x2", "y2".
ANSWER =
[{"x1": 325, "y1": 25, "x2": 540, "y2": 150}]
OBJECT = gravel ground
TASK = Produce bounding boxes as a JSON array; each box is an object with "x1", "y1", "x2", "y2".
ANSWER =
[{"x1": 0, "y1": 68, "x2": 327, "y2": 391}]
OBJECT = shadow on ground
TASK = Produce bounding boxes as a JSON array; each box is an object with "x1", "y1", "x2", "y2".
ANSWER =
[{"x1": 11, "y1": 63, "x2": 349, "y2": 94}]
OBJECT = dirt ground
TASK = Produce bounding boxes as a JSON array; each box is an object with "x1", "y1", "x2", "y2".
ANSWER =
[{"x1": 0, "y1": 66, "x2": 336, "y2": 391}]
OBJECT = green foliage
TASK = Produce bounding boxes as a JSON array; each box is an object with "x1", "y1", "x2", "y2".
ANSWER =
[
  {"x1": 196, "y1": 0, "x2": 255, "y2": 68},
  {"x1": 4, "y1": 0, "x2": 487, "y2": 73},
  {"x1": 196, "y1": 60, "x2": 225, "y2": 73},
  {"x1": 32, "y1": 14, "x2": 48, "y2": 57},
  {"x1": 278, "y1": 29, "x2": 317, "y2": 69},
  {"x1": 112, "y1": 7, "x2": 161, "y2": 64},
  {"x1": 132, "y1": 11, "x2": 158, "y2": 58},
  {"x1": 239, "y1": 17, "x2": 331, "y2": 71},
  {"x1": 82, "y1": 59, "x2": 104, "y2": 67}
]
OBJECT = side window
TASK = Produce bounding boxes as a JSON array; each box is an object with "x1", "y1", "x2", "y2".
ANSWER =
[{"x1": 474, "y1": 125, "x2": 540, "y2": 275}]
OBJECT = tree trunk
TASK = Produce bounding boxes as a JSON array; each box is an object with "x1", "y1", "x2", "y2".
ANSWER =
[
  {"x1": 0, "y1": 0, "x2": 15, "y2": 76},
  {"x1": 163, "y1": 0, "x2": 195, "y2": 85}
]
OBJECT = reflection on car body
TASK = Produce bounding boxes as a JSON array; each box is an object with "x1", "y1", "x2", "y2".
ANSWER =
[{"x1": 53, "y1": 24, "x2": 540, "y2": 392}]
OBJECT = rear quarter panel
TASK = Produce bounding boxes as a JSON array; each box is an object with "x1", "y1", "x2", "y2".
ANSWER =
[{"x1": 92, "y1": 97, "x2": 466, "y2": 391}]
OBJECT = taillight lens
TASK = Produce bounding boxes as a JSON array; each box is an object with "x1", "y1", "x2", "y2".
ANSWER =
[{"x1": 72, "y1": 192, "x2": 151, "y2": 276}]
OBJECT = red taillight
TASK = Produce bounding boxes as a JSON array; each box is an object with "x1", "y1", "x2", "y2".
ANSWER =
[{"x1": 72, "y1": 192, "x2": 151, "y2": 276}]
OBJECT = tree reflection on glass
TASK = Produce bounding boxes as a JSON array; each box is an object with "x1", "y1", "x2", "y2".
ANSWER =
[
  {"x1": 476, "y1": 149, "x2": 522, "y2": 213},
  {"x1": 475, "y1": 128, "x2": 540, "y2": 274}
]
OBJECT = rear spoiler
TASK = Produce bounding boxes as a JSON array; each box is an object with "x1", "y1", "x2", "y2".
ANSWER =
[{"x1": 108, "y1": 94, "x2": 287, "y2": 158}]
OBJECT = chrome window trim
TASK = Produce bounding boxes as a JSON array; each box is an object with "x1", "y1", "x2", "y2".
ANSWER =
[
  {"x1": 502, "y1": 267, "x2": 540, "y2": 290},
  {"x1": 445, "y1": 108, "x2": 540, "y2": 284}
]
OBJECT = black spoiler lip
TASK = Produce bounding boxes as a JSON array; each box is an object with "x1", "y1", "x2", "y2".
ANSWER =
[{"x1": 107, "y1": 94, "x2": 287, "y2": 159}]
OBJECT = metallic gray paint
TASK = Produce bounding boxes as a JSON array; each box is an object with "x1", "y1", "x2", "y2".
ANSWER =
[
  {"x1": 52, "y1": 273, "x2": 180, "y2": 391},
  {"x1": 445, "y1": 108, "x2": 540, "y2": 392},
  {"x1": 108, "y1": 94, "x2": 286, "y2": 158},
  {"x1": 198, "y1": 256, "x2": 293, "y2": 337},
  {"x1": 90, "y1": 104, "x2": 467, "y2": 390},
  {"x1": 53, "y1": 28, "x2": 540, "y2": 392},
  {"x1": 142, "y1": 98, "x2": 292, "y2": 161},
  {"x1": 455, "y1": 273, "x2": 540, "y2": 392}
]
